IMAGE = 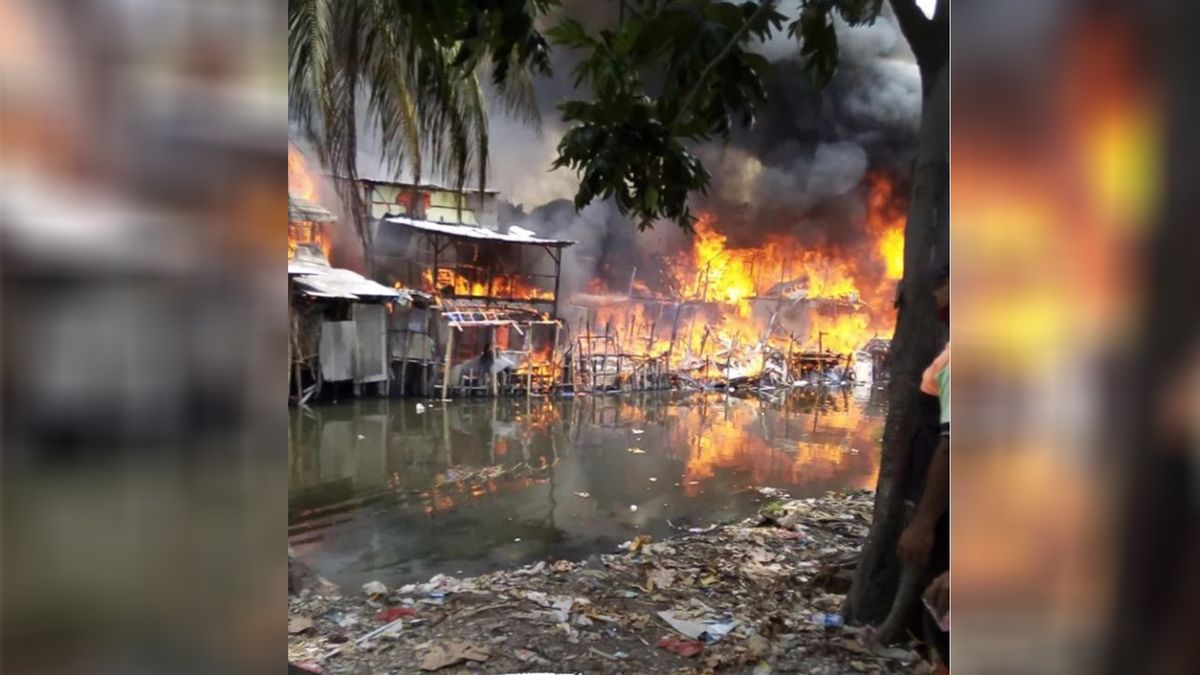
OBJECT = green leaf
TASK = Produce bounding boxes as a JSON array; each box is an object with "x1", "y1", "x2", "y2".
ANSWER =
[{"x1": 791, "y1": 4, "x2": 839, "y2": 89}]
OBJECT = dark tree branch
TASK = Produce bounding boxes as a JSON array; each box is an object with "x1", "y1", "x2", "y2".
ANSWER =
[
  {"x1": 888, "y1": 0, "x2": 932, "y2": 64},
  {"x1": 671, "y1": 0, "x2": 777, "y2": 130}
]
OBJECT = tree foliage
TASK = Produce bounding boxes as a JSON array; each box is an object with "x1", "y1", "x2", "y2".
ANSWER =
[
  {"x1": 288, "y1": 0, "x2": 889, "y2": 239},
  {"x1": 288, "y1": 0, "x2": 555, "y2": 250},
  {"x1": 549, "y1": 0, "x2": 885, "y2": 230}
]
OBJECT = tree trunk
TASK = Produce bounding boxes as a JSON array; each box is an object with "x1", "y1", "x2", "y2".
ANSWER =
[{"x1": 843, "y1": 56, "x2": 948, "y2": 624}]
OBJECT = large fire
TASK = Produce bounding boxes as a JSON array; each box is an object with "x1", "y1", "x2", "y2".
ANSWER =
[
  {"x1": 288, "y1": 143, "x2": 334, "y2": 260},
  {"x1": 420, "y1": 267, "x2": 555, "y2": 301},
  {"x1": 585, "y1": 176, "x2": 905, "y2": 376}
]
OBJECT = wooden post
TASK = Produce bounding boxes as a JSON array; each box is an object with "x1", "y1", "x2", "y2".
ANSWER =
[
  {"x1": 490, "y1": 326, "x2": 499, "y2": 397},
  {"x1": 550, "y1": 247, "x2": 562, "y2": 319},
  {"x1": 622, "y1": 266, "x2": 637, "y2": 334},
  {"x1": 551, "y1": 322, "x2": 560, "y2": 393},
  {"x1": 398, "y1": 329, "x2": 411, "y2": 397},
  {"x1": 665, "y1": 302, "x2": 682, "y2": 372},
  {"x1": 442, "y1": 325, "x2": 455, "y2": 400}
]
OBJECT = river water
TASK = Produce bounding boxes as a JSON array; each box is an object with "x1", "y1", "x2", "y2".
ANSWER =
[{"x1": 288, "y1": 387, "x2": 886, "y2": 589}]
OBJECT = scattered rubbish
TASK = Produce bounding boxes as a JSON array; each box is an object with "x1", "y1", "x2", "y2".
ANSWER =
[
  {"x1": 418, "y1": 640, "x2": 491, "y2": 671},
  {"x1": 812, "y1": 612, "x2": 844, "y2": 629},
  {"x1": 873, "y1": 646, "x2": 919, "y2": 663},
  {"x1": 513, "y1": 648, "x2": 549, "y2": 665},
  {"x1": 288, "y1": 661, "x2": 322, "y2": 674},
  {"x1": 513, "y1": 538, "x2": 522, "y2": 543},
  {"x1": 627, "y1": 534, "x2": 652, "y2": 553},
  {"x1": 657, "y1": 610, "x2": 740, "y2": 643},
  {"x1": 629, "y1": 504, "x2": 638, "y2": 512},
  {"x1": 289, "y1": 491, "x2": 904, "y2": 674},
  {"x1": 573, "y1": 491, "x2": 591, "y2": 498},
  {"x1": 645, "y1": 567, "x2": 675, "y2": 591},
  {"x1": 628, "y1": 447, "x2": 646, "y2": 454},
  {"x1": 287, "y1": 616, "x2": 314, "y2": 634},
  {"x1": 589, "y1": 646, "x2": 628, "y2": 660},
  {"x1": 631, "y1": 429, "x2": 645, "y2": 435},
  {"x1": 361, "y1": 581, "x2": 388, "y2": 598},
  {"x1": 415, "y1": 403, "x2": 426, "y2": 414},
  {"x1": 657, "y1": 635, "x2": 704, "y2": 657},
  {"x1": 648, "y1": 477, "x2": 658, "y2": 482},
  {"x1": 376, "y1": 606, "x2": 415, "y2": 622}
]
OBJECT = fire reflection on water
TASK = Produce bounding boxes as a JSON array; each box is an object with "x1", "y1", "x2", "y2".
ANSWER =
[{"x1": 288, "y1": 389, "x2": 885, "y2": 587}]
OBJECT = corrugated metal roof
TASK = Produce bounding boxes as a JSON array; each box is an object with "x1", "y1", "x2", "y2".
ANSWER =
[
  {"x1": 383, "y1": 216, "x2": 575, "y2": 247},
  {"x1": 291, "y1": 267, "x2": 401, "y2": 301},
  {"x1": 289, "y1": 195, "x2": 337, "y2": 223}
]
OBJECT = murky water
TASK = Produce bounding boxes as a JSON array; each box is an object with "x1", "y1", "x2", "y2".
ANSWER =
[{"x1": 289, "y1": 387, "x2": 887, "y2": 589}]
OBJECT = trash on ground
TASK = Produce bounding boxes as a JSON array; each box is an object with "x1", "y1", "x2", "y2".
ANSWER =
[
  {"x1": 628, "y1": 447, "x2": 646, "y2": 454},
  {"x1": 418, "y1": 640, "x2": 491, "y2": 671},
  {"x1": 656, "y1": 634, "x2": 704, "y2": 657},
  {"x1": 361, "y1": 581, "x2": 388, "y2": 598},
  {"x1": 573, "y1": 491, "x2": 591, "y2": 498},
  {"x1": 289, "y1": 490, "x2": 915, "y2": 675},
  {"x1": 376, "y1": 606, "x2": 416, "y2": 622},
  {"x1": 287, "y1": 616, "x2": 314, "y2": 634}
]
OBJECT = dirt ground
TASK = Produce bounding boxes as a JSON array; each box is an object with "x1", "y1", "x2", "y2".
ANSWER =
[{"x1": 288, "y1": 490, "x2": 934, "y2": 674}]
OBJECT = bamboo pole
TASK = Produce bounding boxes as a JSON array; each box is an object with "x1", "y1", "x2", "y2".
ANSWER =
[
  {"x1": 490, "y1": 326, "x2": 499, "y2": 398},
  {"x1": 442, "y1": 326, "x2": 455, "y2": 400}
]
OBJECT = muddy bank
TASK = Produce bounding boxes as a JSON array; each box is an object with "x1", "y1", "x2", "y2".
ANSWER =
[{"x1": 288, "y1": 490, "x2": 932, "y2": 674}]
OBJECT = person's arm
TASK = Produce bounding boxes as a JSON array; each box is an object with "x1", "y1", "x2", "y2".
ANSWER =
[{"x1": 898, "y1": 434, "x2": 948, "y2": 566}]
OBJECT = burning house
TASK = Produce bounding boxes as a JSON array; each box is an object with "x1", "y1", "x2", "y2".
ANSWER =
[
  {"x1": 288, "y1": 195, "x2": 404, "y2": 405},
  {"x1": 288, "y1": 145, "x2": 902, "y2": 401},
  {"x1": 374, "y1": 213, "x2": 574, "y2": 399}
]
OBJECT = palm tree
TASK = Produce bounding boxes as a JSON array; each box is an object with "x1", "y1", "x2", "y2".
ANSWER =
[{"x1": 288, "y1": 0, "x2": 550, "y2": 262}]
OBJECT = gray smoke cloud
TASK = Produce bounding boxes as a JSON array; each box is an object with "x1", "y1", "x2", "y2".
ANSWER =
[{"x1": 338, "y1": 1, "x2": 924, "y2": 297}]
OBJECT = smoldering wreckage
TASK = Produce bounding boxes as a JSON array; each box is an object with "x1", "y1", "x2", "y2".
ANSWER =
[
  {"x1": 287, "y1": 151, "x2": 899, "y2": 408},
  {"x1": 289, "y1": 490, "x2": 939, "y2": 675}
]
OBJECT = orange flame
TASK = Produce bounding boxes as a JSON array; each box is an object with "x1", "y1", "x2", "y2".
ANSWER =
[
  {"x1": 422, "y1": 267, "x2": 554, "y2": 301},
  {"x1": 585, "y1": 176, "x2": 906, "y2": 373},
  {"x1": 288, "y1": 143, "x2": 333, "y2": 261}
]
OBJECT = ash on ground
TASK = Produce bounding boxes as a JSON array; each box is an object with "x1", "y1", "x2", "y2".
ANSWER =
[{"x1": 288, "y1": 490, "x2": 933, "y2": 674}]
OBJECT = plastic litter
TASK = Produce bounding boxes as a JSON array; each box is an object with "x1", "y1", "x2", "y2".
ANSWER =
[
  {"x1": 361, "y1": 580, "x2": 388, "y2": 598},
  {"x1": 656, "y1": 634, "x2": 704, "y2": 657},
  {"x1": 812, "y1": 612, "x2": 844, "y2": 629},
  {"x1": 376, "y1": 606, "x2": 415, "y2": 622},
  {"x1": 657, "y1": 610, "x2": 740, "y2": 643}
]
